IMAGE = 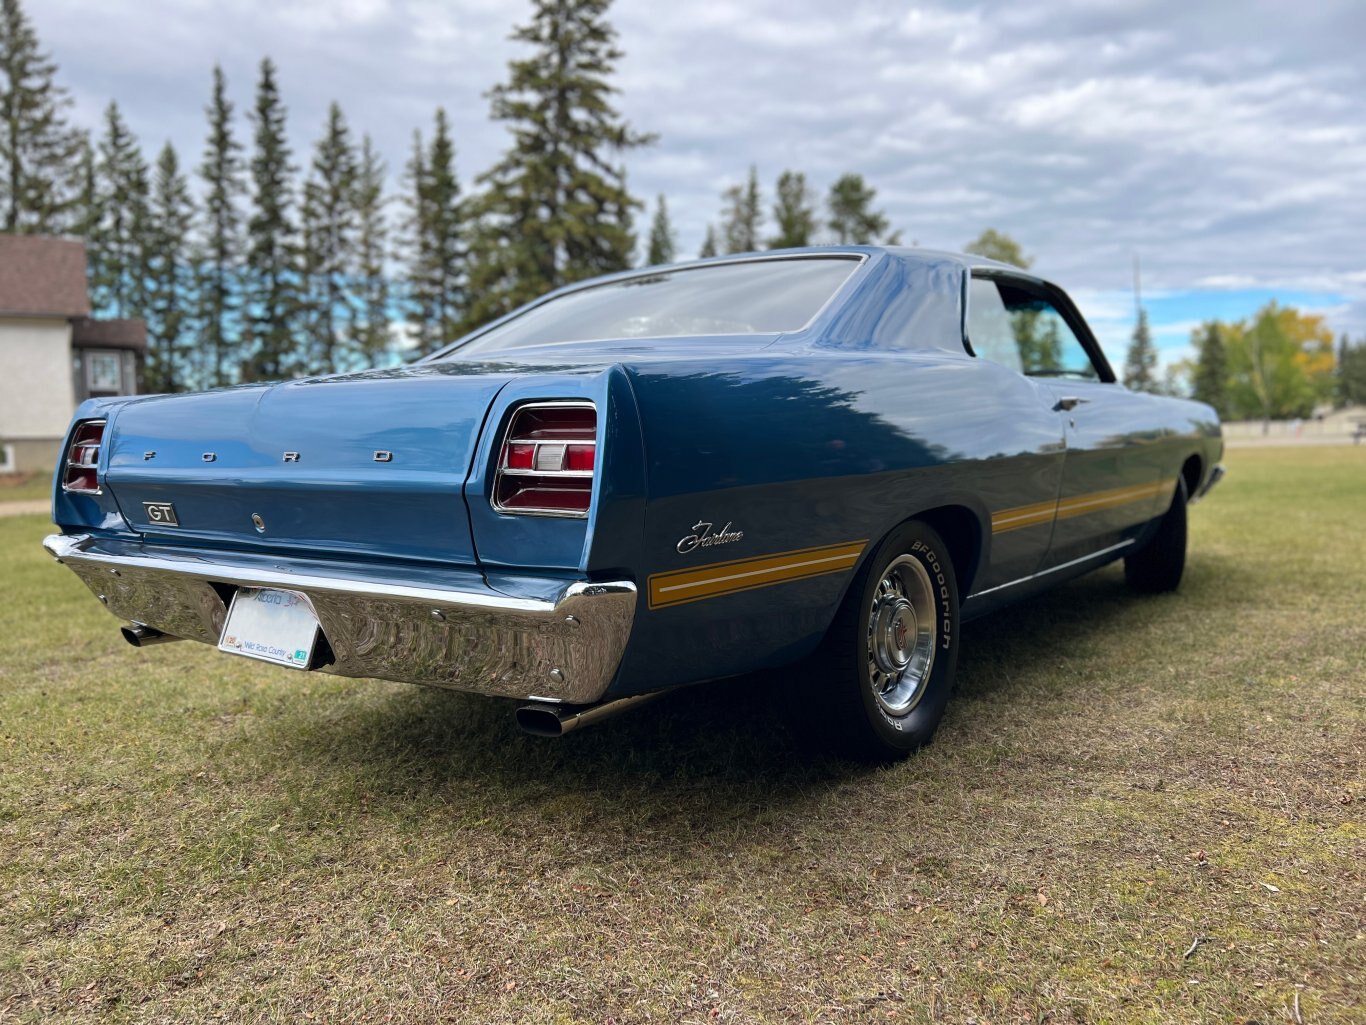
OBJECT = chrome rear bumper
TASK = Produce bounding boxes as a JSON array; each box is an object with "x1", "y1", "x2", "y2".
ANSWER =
[{"x1": 43, "y1": 533, "x2": 636, "y2": 704}]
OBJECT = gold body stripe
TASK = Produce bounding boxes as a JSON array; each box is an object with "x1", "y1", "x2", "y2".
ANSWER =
[
  {"x1": 648, "y1": 540, "x2": 867, "y2": 610},
  {"x1": 992, "y1": 478, "x2": 1176, "y2": 535},
  {"x1": 647, "y1": 478, "x2": 1175, "y2": 610}
]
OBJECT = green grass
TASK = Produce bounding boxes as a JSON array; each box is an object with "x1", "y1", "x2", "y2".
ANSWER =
[
  {"x1": 2, "y1": 446, "x2": 1362, "y2": 1023},
  {"x1": 0, "y1": 471, "x2": 52, "y2": 503}
]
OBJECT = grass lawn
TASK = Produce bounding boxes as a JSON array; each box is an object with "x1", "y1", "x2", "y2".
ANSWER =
[
  {"x1": 1, "y1": 447, "x2": 1361, "y2": 1023},
  {"x1": 0, "y1": 472, "x2": 52, "y2": 503}
]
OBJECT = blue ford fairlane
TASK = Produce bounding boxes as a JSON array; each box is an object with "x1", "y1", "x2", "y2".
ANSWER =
[{"x1": 45, "y1": 247, "x2": 1223, "y2": 760}]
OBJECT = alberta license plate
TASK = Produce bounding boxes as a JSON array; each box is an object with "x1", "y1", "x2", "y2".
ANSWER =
[{"x1": 218, "y1": 588, "x2": 320, "y2": 669}]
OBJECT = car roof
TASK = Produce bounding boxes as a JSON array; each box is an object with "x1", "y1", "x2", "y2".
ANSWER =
[
  {"x1": 421, "y1": 246, "x2": 1050, "y2": 363},
  {"x1": 657, "y1": 245, "x2": 1047, "y2": 285}
]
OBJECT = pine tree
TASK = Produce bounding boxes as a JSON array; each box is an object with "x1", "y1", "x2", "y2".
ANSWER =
[
  {"x1": 300, "y1": 101, "x2": 357, "y2": 374},
  {"x1": 1191, "y1": 320, "x2": 1228, "y2": 416},
  {"x1": 721, "y1": 165, "x2": 762, "y2": 254},
  {"x1": 243, "y1": 57, "x2": 300, "y2": 381},
  {"x1": 466, "y1": 0, "x2": 654, "y2": 326},
  {"x1": 827, "y1": 173, "x2": 900, "y2": 245},
  {"x1": 768, "y1": 170, "x2": 815, "y2": 248},
  {"x1": 403, "y1": 110, "x2": 464, "y2": 351},
  {"x1": 645, "y1": 193, "x2": 675, "y2": 266},
  {"x1": 351, "y1": 134, "x2": 389, "y2": 367},
  {"x1": 71, "y1": 132, "x2": 101, "y2": 281},
  {"x1": 400, "y1": 131, "x2": 428, "y2": 348},
  {"x1": 0, "y1": 0, "x2": 82, "y2": 232},
  {"x1": 196, "y1": 65, "x2": 245, "y2": 389},
  {"x1": 90, "y1": 101, "x2": 150, "y2": 318},
  {"x1": 1124, "y1": 307, "x2": 1158, "y2": 392},
  {"x1": 144, "y1": 143, "x2": 194, "y2": 392},
  {"x1": 698, "y1": 225, "x2": 718, "y2": 259},
  {"x1": 70, "y1": 132, "x2": 97, "y2": 234}
]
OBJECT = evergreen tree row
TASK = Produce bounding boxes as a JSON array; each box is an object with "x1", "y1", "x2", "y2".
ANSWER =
[
  {"x1": 0, "y1": 0, "x2": 650, "y2": 391},
  {"x1": 645, "y1": 166, "x2": 903, "y2": 263}
]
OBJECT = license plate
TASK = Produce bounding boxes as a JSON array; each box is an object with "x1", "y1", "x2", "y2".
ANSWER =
[{"x1": 218, "y1": 588, "x2": 320, "y2": 669}]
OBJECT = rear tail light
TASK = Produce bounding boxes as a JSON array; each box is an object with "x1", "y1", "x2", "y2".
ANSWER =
[
  {"x1": 62, "y1": 420, "x2": 106, "y2": 494},
  {"x1": 493, "y1": 403, "x2": 596, "y2": 517}
]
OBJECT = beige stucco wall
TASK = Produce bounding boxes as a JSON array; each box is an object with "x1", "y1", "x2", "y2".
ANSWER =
[
  {"x1": 0, "y1": 317, "x2": 75, "y2": 475},
  {"x1": 2, "y1": 436, "x2": 61, "y2": 474},
  {"x1": 0, "y1": 316, "x2": 74, "y2": 437}
]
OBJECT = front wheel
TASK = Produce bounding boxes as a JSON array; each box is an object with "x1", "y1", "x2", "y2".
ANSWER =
[
  {"x1": 1124, "y1": 477, "x2": 1188, "y2": 594},
  {"x1": 802, "y1": 521, "x2": 960, "y2": 762}
]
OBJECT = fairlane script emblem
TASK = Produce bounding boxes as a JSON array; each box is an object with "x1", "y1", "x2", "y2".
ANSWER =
[
  {"x1": 677, "y1": 520, "x2": 744, "y2": 554},
  {"x1": 143, "y1": 501, "x2": 179, "y2": 526}
]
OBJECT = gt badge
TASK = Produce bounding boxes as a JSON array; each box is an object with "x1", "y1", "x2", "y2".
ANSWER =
[{"x1": 143, "y1": 501, "x2": 179, "y2": 526}]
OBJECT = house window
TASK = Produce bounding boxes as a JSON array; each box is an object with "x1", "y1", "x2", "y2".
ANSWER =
[
  {"x1": 0, "y1": 444, "x2": 14, "y2": 474},
  {"x1": 86, "y1": 351, "x2": 124, "y2": 396}
]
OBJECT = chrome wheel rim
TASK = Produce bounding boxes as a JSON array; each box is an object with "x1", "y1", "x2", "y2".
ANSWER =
[{"x1": 866, "y1": 555, "x2": 936, "y2": 717}]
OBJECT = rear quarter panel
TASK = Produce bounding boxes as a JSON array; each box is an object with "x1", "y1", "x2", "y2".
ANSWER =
[{"x1": 604, "y1": 349, "x2": 1068, "y2": 696}]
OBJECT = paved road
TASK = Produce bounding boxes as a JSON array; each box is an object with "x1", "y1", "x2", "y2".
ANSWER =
[{"x1": 0, "y1": 500, "x2": 50, "y2": 518}]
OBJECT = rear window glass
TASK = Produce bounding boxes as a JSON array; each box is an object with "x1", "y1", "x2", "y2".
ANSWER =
[{"x1": 448, "y1": 257, "x2": 860, "y2": 355}]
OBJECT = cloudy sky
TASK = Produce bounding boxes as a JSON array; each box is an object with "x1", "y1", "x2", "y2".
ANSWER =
[{"x1": 32, "y1": 0, "x2": 1366, "y2": 366}]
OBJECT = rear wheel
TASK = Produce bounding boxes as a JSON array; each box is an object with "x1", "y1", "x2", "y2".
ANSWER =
[
  {"x1": 1124, "y1": 477, "x2": 1188, "y2": 594},
  {"x1": 803, "y1": 521, "x2": 960, "y2": 762}
]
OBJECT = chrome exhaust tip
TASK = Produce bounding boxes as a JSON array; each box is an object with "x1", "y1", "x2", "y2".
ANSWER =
[
  {"x1": 516, "y1": 703, "x2": 573, "y2": 737},
  {"x1": 515, "y1": 692, "x2": 659, "y2": 737},
  {"x1": 120, "y1": 624, "x2": 183, "y2": 647}
]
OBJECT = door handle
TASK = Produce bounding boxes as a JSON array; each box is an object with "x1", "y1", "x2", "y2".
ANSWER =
[{"x1": 1054, "y1": 396, "x2": 1088, "y2": 412}]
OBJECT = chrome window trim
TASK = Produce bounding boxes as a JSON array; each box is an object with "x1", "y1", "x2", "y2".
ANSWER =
[
  {"x1": 965, "y1": 268, "x2": 1116, "y2": 384},
  {"x1": 428, "y1": 252, "x2": 869, "y2": 361}
]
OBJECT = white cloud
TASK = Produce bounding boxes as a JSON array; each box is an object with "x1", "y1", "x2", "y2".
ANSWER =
[{"x1": 28, "y1": 0, "x2": 1366, "y2": 340}]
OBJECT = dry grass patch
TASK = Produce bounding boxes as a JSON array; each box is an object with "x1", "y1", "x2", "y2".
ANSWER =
[
  {"x1": 0, "y1": 472, "x2": 52, "y2": 504},
  {"x1": 1, "y1": 446, "x2": 1362, "y2": 1023}
]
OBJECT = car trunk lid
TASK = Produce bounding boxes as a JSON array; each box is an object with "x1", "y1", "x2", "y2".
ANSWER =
[{"x1": 103, "y1": 365, "x2": 514, "y2": 565}]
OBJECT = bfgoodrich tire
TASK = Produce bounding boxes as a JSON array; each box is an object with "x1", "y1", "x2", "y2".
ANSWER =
[
  {"x1": 802, "y1": 521, "x2": 960, "y2": 762},
  {"x1": 1124, "y1": 477, "x2": 1188, "y2": 594}
]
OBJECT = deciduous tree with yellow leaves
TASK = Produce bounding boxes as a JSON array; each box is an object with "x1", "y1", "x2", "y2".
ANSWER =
[{"x1": 1222, "y1": 302, "x2": 1335, "y2": 420}]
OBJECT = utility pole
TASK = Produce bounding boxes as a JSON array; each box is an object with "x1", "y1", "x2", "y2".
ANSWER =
[{"x1": 1133, "y1": 253, "x2": 1142, "y2": 317}]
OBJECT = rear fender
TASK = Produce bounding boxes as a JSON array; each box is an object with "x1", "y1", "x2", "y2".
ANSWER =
[
  {"x1": 465, "y1": 365, "x2": 646, "y2": 576},
  {"x1": 51, "y1": 398, "x2": 137, "y2": 534},
  {"x1": 843, "y1": 495, "x2": 991, "y2": 609}
]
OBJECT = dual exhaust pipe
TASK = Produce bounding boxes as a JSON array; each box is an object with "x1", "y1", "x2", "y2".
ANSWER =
[{"x1": 116, "y1": 624, "x2": 649, "y2": 737}]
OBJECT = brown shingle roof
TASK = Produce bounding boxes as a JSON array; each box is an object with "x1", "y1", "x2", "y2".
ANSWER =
[
  {"x1": 71, "y1": 317, "x2": 146, "y2": 351},
  {"x1": 0, "y1": 235, "x2": 90, "y2": 317}
]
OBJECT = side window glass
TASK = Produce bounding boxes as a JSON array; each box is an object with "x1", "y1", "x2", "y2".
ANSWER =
[
  {"x1": 969, "y1": 276, "x2": 1099, "y2": 380},
  {"x1": 966, "y1": 277, "x2": 1021, "y2": 373}
]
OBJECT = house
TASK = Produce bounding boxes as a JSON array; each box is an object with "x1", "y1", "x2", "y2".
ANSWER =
[{"x1": 0, "y1": 235, "x2": 145, "y2": 474}]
